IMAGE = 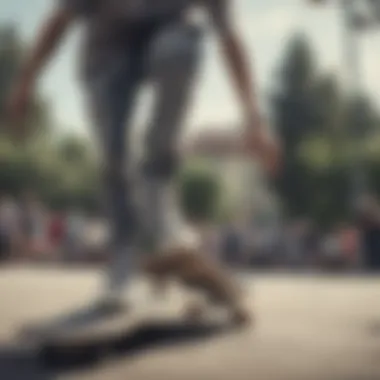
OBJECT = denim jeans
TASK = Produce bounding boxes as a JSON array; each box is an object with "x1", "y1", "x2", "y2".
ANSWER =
[{"x1": 84, "y1": 21, "x2": 204, "y2": 252}]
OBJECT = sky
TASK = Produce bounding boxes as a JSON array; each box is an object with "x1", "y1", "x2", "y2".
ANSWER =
[{"x1": 1, "y1": 0, "x2": 380, "y2": 138}]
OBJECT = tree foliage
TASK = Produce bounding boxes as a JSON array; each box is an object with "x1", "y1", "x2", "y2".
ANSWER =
[
  {"x1": 178, "y1": 166, "x2": 222, "y2": 223},
  {"x1": 2, "y1": 22, "x2": 380, "y2": 224},
  {"x1": 272, "y1": 33, "x2": 380, "y2": 226},
  {"x1": 0, "y1": 24, "x2": 99, "y2": 210}
]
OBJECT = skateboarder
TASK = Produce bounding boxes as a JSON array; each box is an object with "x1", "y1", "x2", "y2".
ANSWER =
[{"x1": 8, "y1": 0, "x2": 280, "y2": 320}]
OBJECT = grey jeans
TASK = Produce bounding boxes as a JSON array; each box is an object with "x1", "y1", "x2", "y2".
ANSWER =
[{"x1": 84, "y1": 21, "x2": 203, "y2": 251}]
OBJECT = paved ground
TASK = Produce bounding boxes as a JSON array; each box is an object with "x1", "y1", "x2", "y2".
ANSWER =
[{"x1": 0, "y1": 265, "x2": 379, "y2": 380}]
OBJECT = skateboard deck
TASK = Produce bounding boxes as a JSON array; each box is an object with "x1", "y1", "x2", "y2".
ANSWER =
[
  {"x1": 21, "y1": 295, "x2": 239, "y2": 367},
  {"x1": 23, "y1": 304, "x2": 145, "y2": 347}
]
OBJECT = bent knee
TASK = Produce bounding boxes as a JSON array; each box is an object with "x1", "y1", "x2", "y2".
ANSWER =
[{"x1": 142, "y1": 149, "x2": 180, "y2": 179}]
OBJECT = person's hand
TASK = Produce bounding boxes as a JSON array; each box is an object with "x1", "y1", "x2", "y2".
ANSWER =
[
  {"x1": 244, "y1": 122, "x2": 282, "y2": 177},
  {"x1": 6, "y1": 79, "x2": 33, "y2": 142}
]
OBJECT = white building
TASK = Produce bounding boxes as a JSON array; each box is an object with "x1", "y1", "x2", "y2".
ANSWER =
[{"x1": 182, "y1": 127, "x2": 273, "y2": 223}]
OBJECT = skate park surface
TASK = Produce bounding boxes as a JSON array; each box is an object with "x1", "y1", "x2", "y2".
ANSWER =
[{"x1": 0, "y1": 265, "x2": 379, "y2": 380}]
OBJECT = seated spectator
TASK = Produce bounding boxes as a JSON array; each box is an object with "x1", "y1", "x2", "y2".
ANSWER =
[
  {"x1": 48, "y1": 211, "x2": 66, "y2": 257},
  {"x1": 65, "y1": 209, "x2": 85, "y2": 261},
  {"x1": 0, "y1": 196, "x2": 21, "y2": 261},
  {"x1": 356, "y1": 195, "x2": 380, "y2": 271}
]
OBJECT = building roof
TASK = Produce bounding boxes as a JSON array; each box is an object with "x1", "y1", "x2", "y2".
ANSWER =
[{"x1": 182, "y1": 127, "x2": 246, "y2": 157}]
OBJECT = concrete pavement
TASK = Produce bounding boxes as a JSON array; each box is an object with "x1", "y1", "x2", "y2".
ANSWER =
[{"x1": 0, "y1": 266, "x2": 379, "y2": 380}]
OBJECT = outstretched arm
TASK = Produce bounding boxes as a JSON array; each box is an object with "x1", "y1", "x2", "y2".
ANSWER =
[
  {"x1": 206, "y1": 0, "x2": 261, "y2": 127},
  {"x1": 205, "y1": 0, "x2": 281, "y2": 174},
  {"x1": 15, "y1": 6, "x2": 74, "y2": 91},
  {"x1": 8, "y1": 4, "x2": 75, "y2": 126}
]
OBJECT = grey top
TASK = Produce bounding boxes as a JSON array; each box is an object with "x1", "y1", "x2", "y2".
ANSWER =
[{"x1": 59, "y1": 0, "x2": 228, "y2": 79}]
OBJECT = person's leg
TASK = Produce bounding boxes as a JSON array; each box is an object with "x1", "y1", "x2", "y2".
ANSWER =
[
  {"x1": 85, "y1": 55, "x2": 142, "y2": 305},
  {"x1": 138, "y1": 22, "x2": 204, "y2": 250},
  {"x1": 139, "y1": 22, "x2": 250, "y2": 324}
]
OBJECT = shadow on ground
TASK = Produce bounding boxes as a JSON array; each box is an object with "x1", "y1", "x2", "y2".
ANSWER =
[
  {"x1": 0, "y1": 320, "x2": 230, "y2": 378},
  {"x1": 0, "y1": 344, "x2": 49, "y2": 380}
]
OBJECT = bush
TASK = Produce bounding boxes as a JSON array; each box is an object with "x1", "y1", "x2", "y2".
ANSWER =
[{"x1": 178, "y1": 167, "x2": 222, "y2": 223}]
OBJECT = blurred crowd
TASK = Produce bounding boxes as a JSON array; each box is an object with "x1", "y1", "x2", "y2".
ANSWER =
[
  {"x1": 214, "y1": 220, "x2": 361, "y2": 271},
  {"x1": 1, "y1": 193, "x2": 379, "y2": 272},
  {"x1": 215, "y1": 196, "x2": 380, "y2": 272},
  {"x1": 0, "y1": 193, "x2": 108, "y2": 263}
]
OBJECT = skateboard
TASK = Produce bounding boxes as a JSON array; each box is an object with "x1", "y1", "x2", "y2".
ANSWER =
[
  {"x1": 21, "y1": 302, "x2": 148, "y2": 366},
  {"x1": 22, "y1": 300, "x2": 230, "y2": 368},
  {"x1": 23, "y1": 303, "x2": 148, "y2": 344}
]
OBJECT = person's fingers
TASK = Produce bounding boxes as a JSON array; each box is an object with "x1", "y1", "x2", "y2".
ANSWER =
[
  {"x1": 242, "y1": 128, "x2": 282, "y2": 176},
  {"x1": 253, "y1": 137, "x2": 281, "y2": 177}
]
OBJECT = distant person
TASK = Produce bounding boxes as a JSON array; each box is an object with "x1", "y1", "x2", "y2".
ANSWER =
[
  {"x1": 65, "y1": 209, "x2": 85, "y2": 261},
  {"x1": 83, "y1": 216, "x2": 109, "y2": 261},
  {"x1": 222, "y1": 223, "x2": 244, "y2": 266},
  {"x1": 0, "y1": 196, "x2": 20, "y2": 260},
  {"x1": 356, "y1": 195, "x2": 380, "y2": 271},
  {"x1": 199, "y1": 224, "x2": 220, "y2": 262},
  {"x1": 338, "y1": 224, "x2": 359, "y2": 268},
  {"x1": 302, "y1": 222, "x2": 321, "y2": 267},
  {"x1": 0, "y1": 208, "x2": 6, "y2": 260},
  {"x1": 19, "y1": 192, "x2": 48, "y2": 259},
  {"x1": 48, "y1": 211, "x2": 66, "y2": 256},
  {"x1": 285, "y1": 223, "x2": 304, "y2": 268}
]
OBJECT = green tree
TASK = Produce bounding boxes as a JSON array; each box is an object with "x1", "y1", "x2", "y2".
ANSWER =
[
  {"x1": 272, "y1": 34, "x2": 322, "y2": 218},
  {"x1": 178, "y1": 167, "x2": 222, "y2": 223},
  {"x1": 41, "y1": 134, "x2": 99, "y2": 210},
  {"x1": 0, "y1": 23, "x2": 99, "y2": 211},
  {"x1": 273, "y1": 34, "x2": 380, "y2": 226}
]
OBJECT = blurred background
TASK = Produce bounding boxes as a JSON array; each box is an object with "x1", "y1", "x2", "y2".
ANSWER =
[
  {"x1": 1, "y1": 0, "x2": 380, "y2": 272},
  {"x1": 1, "y1": 1, "x2": 380, "y2": 379}
]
